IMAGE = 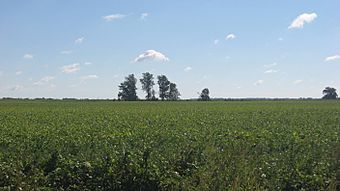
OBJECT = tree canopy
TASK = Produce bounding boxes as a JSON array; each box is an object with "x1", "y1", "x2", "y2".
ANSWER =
[
  {"x1": 140, "y1": 72, "x2": 155, "y2": 100},
  {"x1": 322, "y1": 87, "x2": 338, "y2": 99},
  {"x1": 118, "y1": 74, "x2": 138, "y2": 101},
  {"x1": 157, "y1": 75, "x2": 171, "y2": 101},
  {"x1": 199, "y1": 88, "x2": 210, "y2": 101}
]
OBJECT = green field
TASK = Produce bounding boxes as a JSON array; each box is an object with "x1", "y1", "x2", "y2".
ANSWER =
[{"x1": 0, "y1": 100, "x2": 339, "y2": 190}]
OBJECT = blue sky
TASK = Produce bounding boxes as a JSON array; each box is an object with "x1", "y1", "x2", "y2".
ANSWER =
[{"x1": 0, "y1": 0, "x2": 339, "y2": 99}]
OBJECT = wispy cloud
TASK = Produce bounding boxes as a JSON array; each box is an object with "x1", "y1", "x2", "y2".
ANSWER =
[
  {"x1": 141, "y1": 13, "x2": 149, "y2": 20},
  {"x1": 184, "y1": 66, "x2": 192, "y2": 72},
  {"x1": 254, "y1": 80, "x2": 264, "y2": 86},
  {"x1": 23, "y1": 54, "x2": 34, "y2": 59},
  {"x1": 325, "y1": 54, "x2": 340, "y2": 62},
  {"x1": 16, "y1": 71, "x2": 23, "y2": 75},
  {"x1": 103, "y1": 14, "x2": 126, "y2": 22},
  {"x1": 293, "y1": 80, "x2": 303, "y2": 84},
  {"x1": 60, "y1": 50, "x2": 72, "y2": 55},
  {"x1": 80, "y1": 75, "x2": 99, "y2": 81},
  {"x1": 61, "y1": 63, "x2": 80, "y2": 73},
  {"x1": 226, "y1": 33, "x2": 236, "y2": 40},
  {"x1": 264, "y1": 62, "x2": 277, "y2": 68},
  {"x1": 288, "y1": 13, "x2": 317, "y2": 29},
  {"x1": 34, "y1": 76, "x2": 54, "y2": 86},
  {"x1": 214, "y1": 39, "x2": 219, "y2": 45},
  {"x1": 84, "y1": 62, "x2": 93, "y2": 65},
  {"x1": 75, "y1": 37, "x2": 84, "y2": 44},
  {"x1": 264, "y1": 69, "x2": 278, "y2": 74},
  {"x1": 11, "y1": 85, "x2": 24, "y2": 91},
  {"x1": 134, "y1": 50, "x2": 169, "y2": 62}
]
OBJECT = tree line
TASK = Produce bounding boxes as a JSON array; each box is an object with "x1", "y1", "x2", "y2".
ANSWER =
[{"x1": 117, "y1": 72, "x2": 337, "y2": 101}]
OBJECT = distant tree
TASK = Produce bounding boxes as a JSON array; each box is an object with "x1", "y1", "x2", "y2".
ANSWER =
[
  {"x1": 140, "y1": 72, "x2": 155, "y2": 100},
  {"x1": 157, "y1": 75, "x2": 170, "y2": 100},
  {"x1": 118, "y1": 74, "x2": 138, "y2": 101},
  {"x1": 168, "y1": 82, "x2": 180, "y2": 100},
  {"x1": 199, "y1": 88, "x2": 210, "y2": 101},
  {"x1": 322, "y1": 87, "x2": 338, "y2": 99}
]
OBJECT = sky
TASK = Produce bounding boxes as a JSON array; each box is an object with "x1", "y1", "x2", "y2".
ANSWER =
[{"x1": 0, "y1": 0, "x2": 340, "y2": 99}]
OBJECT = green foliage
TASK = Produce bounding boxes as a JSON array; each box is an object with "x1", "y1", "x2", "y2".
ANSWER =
[
  {"x1": 322, "y1": 87, "x2": 338, "y2": 100},
  {"x1": 0, "y1": 100, "x2": 339, "y2": 190},
  {"x1": 118, "y1": 74, "x2": 138, "y2": 101},
  {"x1": 199, "y1": 88, "x2": 210, "y2": 101},
  {"x1": 157, "y1": 75, "x2": 170, "y2": 101},
  {"x1": 140, "y1": 72, "x2": 155, "y2": 100}
]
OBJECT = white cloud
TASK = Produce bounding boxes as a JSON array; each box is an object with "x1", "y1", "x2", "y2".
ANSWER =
[
  {"x1": 278, "y1": 37, "x2": 283, "y2": 41},
  {"x1": 264, "y1": 69, "x2": 278, "y2": 74},
  {"x1": 16, "y1": 71, "x2": 23, "y2": 75},
  {"x1": 11, "y1": 85, "x2": 24, "y2": 91},
  {"x1": 23, "y1": 54, "x2": 34, "y2": 59},
  {"x1": 254, "y1": 80, "x2": 264, "y2": 86},
  {"x1": 141, "y1": 13, "x2": 149, "y2": 20},
  {"x1": 293, "y1": 80, "x2": 303, "y2": 84},
  {"x1": 61, "y1": 63, "x2": 80, "y2": 73},
  {"x1": 84, "y1": 62, "x2": 93, "y2": 65},
  {"x1": 226, "y1": 33, "x2": 236, "y2": 40},
  {"x1": 134, "y1": 50, "x2": 169, "y2": 62},
  {"x1": 325, "y1": 55, "x2": 340, "y2": 62},
  {"x1": 264, "y1": 62, "x2": 277, "y2": 68},
  {"x1": 80, "y1": 75, "x2": 99, "y2": 81},
  {"x1": 75, "y1": 37, "x2": 84, "y2": 44},
  {"x1": 103, "y1": 14, "x2": 126, "y2": 22},
  {"x1": 214, "y1": 39, "x2": 219, "y2": 45},
  {"x1": 184, "y1": 66, "x2": 192, "y2": 72},
  {"x1": 288, "y1": 13, "x2": 317, "y2": 29},
  {"x1": 34, "y1": 76, "x2": 54, "y2": 86},
  {"x1": 60, "y1": 50, "x2": 72, "y2": 55}
]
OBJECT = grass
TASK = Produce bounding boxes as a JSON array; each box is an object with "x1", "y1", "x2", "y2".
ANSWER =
[{"x1": 0, "y1": 100, "x2": 339, "y2": 190}]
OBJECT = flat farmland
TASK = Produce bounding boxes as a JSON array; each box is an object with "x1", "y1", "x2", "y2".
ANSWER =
[{"x1": 0, "y1": 100, "x2": 339, "y2": 190}]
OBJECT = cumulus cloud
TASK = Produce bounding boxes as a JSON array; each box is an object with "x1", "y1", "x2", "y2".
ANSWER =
[
  {"x1": 184, "y1": 66, "x2": 192, "y2": 72},
  {"x1": 134, "y1": 50, "x2": 169, "y2": 62},
  {"x1": 254, "y1": 80, "x2": 264, "y2": 86},
  {"x1": 80, "y1": 75, "x2": 99, "y2": 81},
  {"x1": 325, "y1": 55, "x2": 340, "y2": 62},
  {"x1": 141, "y1": 13, "x2": 149, "y2": 20},
  {"x1": 288, "y1": 13, "x2": 317, "y2": 29},
  {"x1": 103, "y1": 14, "x2": 126, "y2": 22},
  {"x1": 16, "y1": 71, "x2": 23, "y2": 75},
  {"x1": 293, "y1": 80, "x2": 303, "y2": 84},
  {"x1": 61, "y1": 63, "x2": 80, "y2": 73},
  {"x1": 226, "y1": 33, "x2": 236, "y2": 40},
  {"x1": 34, "y1": 76, "x2": 54, "y2": 86},
  {"x1": 23, "y1": 54, "x2": 34, "y2": 59},
  {"x1": 60, "y1": 50, "x2": 72, "y2": 55},
  {"x1": 264, "y1": 69, "x2": 278, "y2": 74},
  {"x1": 75, "y1": 37, "x2": 84, "y2": 44}
]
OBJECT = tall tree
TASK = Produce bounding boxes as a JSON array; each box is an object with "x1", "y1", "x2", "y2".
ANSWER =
[
  {"x1": 157, "y1": 75, "x2": 170, "y2": 100},
  {"x1": 168, "y1": 82, "x2": 180, "y2": 100},
  {"x1": 322, "y1": 87, "x2": 338, "y2": 99},
  {"x1": 199, "y1": 88, "x2": 210, "y2": 101},
  {"x1": 140, "y1": 72, "x2": 155, "y2": 100},
  {"x1": 118, "y1": 74, "x2": 138, "y2": 101}
]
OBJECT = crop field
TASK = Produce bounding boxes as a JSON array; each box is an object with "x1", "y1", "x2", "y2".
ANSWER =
[{"x1": 0, "y1": 100, "x2": 339, "y2": 190}]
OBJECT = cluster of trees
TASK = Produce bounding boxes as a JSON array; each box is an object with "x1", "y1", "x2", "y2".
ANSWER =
[{"x1": 118, "y1": 72, "x2": 180, "y2": 101}]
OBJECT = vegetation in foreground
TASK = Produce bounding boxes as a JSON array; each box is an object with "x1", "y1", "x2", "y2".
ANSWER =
[{"x1": 0, "y1": 100, "x2": 339, "y2": 190}]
